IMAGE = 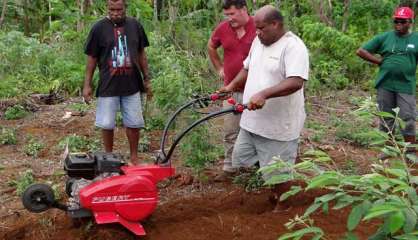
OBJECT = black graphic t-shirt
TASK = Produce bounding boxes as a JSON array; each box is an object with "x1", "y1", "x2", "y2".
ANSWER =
[{"x1": 84, "y1": 17, "x2": 149, "y2": 97}]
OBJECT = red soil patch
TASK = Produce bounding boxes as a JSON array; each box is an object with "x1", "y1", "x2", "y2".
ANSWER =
[{"x1": 1, "y1": 184, "x2": 378, "y2": 240}]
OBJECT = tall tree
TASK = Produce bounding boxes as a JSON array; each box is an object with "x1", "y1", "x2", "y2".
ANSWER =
[{"x1": 153, "y1": 0, "x2": 163, "y2": 21}]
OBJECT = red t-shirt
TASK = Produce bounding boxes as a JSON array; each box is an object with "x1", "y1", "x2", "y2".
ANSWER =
[{"x1": 211, "y1": 17, "x2": 256, "y2": 88}]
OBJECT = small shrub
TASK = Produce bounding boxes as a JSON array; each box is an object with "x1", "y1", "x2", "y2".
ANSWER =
[
  {"x1": 180, "y1": 124, "x2": 223, "y2": 173},
  {"x1": 87, "y1": 138, "x2": 101, "y2": 152},
  {"x1": 0, "y1": 127, "x2": 17, "y2": 145},
  {"x1": 57, "y1": 134, "x2": 98, "y2": 152},
  {"x1": 332, "y1": 97, "x2": 386, "y2": 146},
  {"x1": 24, "y1": 137, "x2": 45, "y2": 157},
  {"x1": 4, "y1": 105, "x2": 29, "y2": 120},
  {"x1": 146, "y1": 115, "x2": 166, "y2": 130},
  {"x1": 10, "y1": 169, "x2": 34, "y2": 196},
  {"x1": 233, "y1": 169, "x2": 264, "y2": 192},
  {"x1": 335, "y1": 121, "x2": 384, "y2": 146},
  {"x1": 138, "y1": 133, "x2": 150, "y2": 153},
  {"x1": 309, "y1": 59, "x2": 350, "y2": 91},
  {"x1": 51, "y1": 182, "x2": 62, "y2": 201}
]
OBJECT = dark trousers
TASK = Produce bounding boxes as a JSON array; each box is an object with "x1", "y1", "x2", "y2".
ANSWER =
[{"x1": 377, "y1": 88, "x2": 416, "y2": 137}]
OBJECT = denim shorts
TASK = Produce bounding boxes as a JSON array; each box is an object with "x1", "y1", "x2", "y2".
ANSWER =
[{"x1": 95, "y1": 92, "x2": 145, "y2": 129}]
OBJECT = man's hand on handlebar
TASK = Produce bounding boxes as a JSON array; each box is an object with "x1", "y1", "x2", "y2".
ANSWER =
[
  {"x1": 248, "y1": 92, "x2": 267, "y2": 110},
  {"x1": 216, "y1": 84, "x2": 234, "y2": 100}
]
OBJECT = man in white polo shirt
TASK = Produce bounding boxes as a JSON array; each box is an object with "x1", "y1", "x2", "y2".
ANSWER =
[{"x1": 220, "y1": 5, "x2": 309, "y2": 178}]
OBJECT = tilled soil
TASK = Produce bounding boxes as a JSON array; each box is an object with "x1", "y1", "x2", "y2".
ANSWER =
[
  {"x1": 1, "y1": 184, "x2": 378, "y2": 240},
  {"x1": 0, "y1": 94, "x2": 381, "y2": 240}
]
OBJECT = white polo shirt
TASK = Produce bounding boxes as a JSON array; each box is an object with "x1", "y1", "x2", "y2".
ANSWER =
[{"x1": 241, "y1": 31, "x2": 309, "y2": 141}]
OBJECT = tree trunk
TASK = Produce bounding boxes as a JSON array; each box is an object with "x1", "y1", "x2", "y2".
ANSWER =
[
  {"x1": 312, "y1": 0, "x2": 334, "y2": 27},
  {"x1": 48, "y1": 0, "x2": 51, "y2": 29},
  {"x1": 153, "y1": 0, "x2": 158, "y2": 21},
  {"x1": 341, "y1": 0, "x2": 351, "y2": 32},
  {"x1": 168, "y1": 0, "x2": 178, "y2": 41},
  {"x1": 77, "y1": 0, "x2": 85, "y2": 31},
  {"x1": 153, "y1": 0, "x2": 163, "y2": 21},
  {"x1": 23, "y1": 0, "x2": 30, "y2": 36},
  {"x1": 0, "y1": 0, "x2": 8, "y2": 28}
]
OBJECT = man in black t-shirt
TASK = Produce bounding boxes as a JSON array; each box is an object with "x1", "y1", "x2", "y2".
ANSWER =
[{"x1": 83, "y1": 0, "x2": 151, "y2": 165}]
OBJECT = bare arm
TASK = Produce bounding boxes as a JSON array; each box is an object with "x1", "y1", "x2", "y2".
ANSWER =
[
  {"x1": 138, "y1": 48, "x2": 150, "y2": 80},
  {"x1": 138, "y1": 48, "x2": 152, "y2": 98},
  {"x1": 248, "y1": 77, "x2": 304, "y2": 110},
  {"x1": 219, "y1": 68, "x2": 248, "y2": 93},
  {"x1": 207, "y1": 39, "x2": 224, "y2": 79},
  {"x1": 82, "y1": 55, "x2": 97, "y2": 104},
  {"x1": 356, "y1": 48, "x2": 382, "y2": 66}
]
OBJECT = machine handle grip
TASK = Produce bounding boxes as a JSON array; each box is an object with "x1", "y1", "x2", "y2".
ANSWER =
[
  {"x1": 234, "y1": 104, "x2": 247, "y2": 113},
  {"x1": 210, "y1": 92, "x2": 230, "y2": 101}
]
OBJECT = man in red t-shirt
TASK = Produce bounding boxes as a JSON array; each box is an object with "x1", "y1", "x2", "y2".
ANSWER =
[{"x1": 208, "y1": 0, "x2": 256, "y2": 179}]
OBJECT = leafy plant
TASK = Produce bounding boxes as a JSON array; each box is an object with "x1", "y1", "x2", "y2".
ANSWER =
[
  {"x1": 335, "y1": 121, "x2": 385, "y2": 147},
  {"x1": 57, "y1": 134, "x2": 92, "y2": 152},
  {"x1": 180, "y1": 123, "x2": 223, "y2": 174},
  {"x1": 87, "y1": 138, "x2": 101, "y2": 152},
  {"x1": 0, "y1": 127, "x2": 17, "y2": 145},
  {"x1": 333, "y1": 97, "x2": 388, "y2": 147},
  {"x1": 233, "y1": 169, "x2": 264, "y2": 192},
  {"x1": 4, "y1": 104, "x2": 29, "y2": 120},
  {"x1": 138, "y1": 133, "x2": 151, "y2": 153},
  {"x1": 50, "y1": 182, "x2": 62, "y2": 201},
  {"x1": 146, "y1": 114, "x2": 166, "y2": 130},
  {"x1": 24, "y1": 137, "x2": 45, "y2": 157},
  {"x1": 0, "y1": 31, "x2": 86, "y2": 98},
  {"x1": 263, "y1": 102, "x2": 418, "y2": 239},
  {"x1": 10, "y1": 170, "x2": 34, "y2": 196},
  {"x1": 278, "y1": 215, "x2": 324, "y2": 240}
]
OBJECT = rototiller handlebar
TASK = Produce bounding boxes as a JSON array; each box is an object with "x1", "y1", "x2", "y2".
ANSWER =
[{"x1": 156, "y1": 92, "x2": 247, "y2": 164}]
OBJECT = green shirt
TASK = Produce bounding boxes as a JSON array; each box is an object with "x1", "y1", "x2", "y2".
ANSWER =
[{"x1": 362, "y1": 31, "x2": 418, "y2": 95}]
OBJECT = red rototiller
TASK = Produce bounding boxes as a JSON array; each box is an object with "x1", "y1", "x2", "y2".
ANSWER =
[{"x1": 21, "y1": 93, "x2": 246, "y2": 236}]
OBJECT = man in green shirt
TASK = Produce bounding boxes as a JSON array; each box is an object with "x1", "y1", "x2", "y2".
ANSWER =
[{"x1": 357, "y1": 6, "x2": 418, "y2": 158}]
